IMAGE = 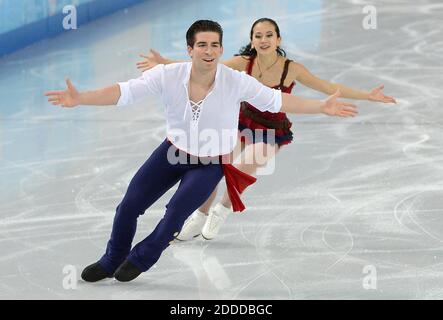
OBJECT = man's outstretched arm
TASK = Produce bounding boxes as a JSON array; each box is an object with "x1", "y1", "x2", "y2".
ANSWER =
[
  {"x1": 281, "y1": 90, "x2": 358, "y2": 118},
  {"x1": 45, "y1": 78, "x2": 121, "y2": 108}
]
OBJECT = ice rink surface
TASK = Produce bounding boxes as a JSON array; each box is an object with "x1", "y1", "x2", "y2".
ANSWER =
[{"x1": 0, "y1": 0, "x2": 442, "y2": 299}]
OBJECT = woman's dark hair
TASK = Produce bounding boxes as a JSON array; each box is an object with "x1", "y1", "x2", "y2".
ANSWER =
[
  {"x1": 186, "y1": 20, "x2": 223, "y2": 48},
  {"x1": 237, "y1": 18, "x2": 286, "y2": 57}
]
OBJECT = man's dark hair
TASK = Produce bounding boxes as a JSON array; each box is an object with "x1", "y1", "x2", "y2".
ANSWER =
[{"x1": 186, "y1": 20, "x2": 223, "y2": 48}]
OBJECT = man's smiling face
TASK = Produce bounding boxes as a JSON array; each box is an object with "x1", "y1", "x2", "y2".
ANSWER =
[{"x1": 188, "y1": 31, "x2": 223, "y2": 71}]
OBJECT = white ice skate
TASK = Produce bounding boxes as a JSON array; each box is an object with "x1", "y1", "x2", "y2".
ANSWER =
[
  {"x1": 175, "y1": 210, "x2": 207, "y2": 241},
  {"x1": 201, "y1": 203, "x2": 231, "y2": 240}
]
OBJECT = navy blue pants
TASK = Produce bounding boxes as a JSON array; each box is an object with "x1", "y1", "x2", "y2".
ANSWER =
[{"x1": 98, "y1": 140, "x2": 224, "y2": 273}]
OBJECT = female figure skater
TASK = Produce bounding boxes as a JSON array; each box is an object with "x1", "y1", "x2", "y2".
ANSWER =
[
  {"x1": 45, "y1": 20, "x2": 357, "y2": 282},
  {"x1": 137, "y1": 18, "x2": 396, "y2": 241}
]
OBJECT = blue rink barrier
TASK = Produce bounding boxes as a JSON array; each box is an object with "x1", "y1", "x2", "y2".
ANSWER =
[{"x1": 0, "y1": 0, "x2": 147, "y2": 57}]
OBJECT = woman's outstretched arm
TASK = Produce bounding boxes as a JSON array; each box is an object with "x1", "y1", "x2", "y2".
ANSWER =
[{"x1": 292, "y1": 62, "x2": 396, "y2": 103}]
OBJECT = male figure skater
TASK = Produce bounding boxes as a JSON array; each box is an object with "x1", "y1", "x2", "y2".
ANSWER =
[{"x1": 45, "y1": 20, "x2": 357, "y2": 282}]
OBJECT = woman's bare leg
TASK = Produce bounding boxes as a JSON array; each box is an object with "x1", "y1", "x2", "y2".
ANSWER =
[
  {"x1": 200, "y1": 141, "x2": 281, "y2": 240},
  {"x1": 220, "y1": 142, "x2": 280, "y2": 208}
]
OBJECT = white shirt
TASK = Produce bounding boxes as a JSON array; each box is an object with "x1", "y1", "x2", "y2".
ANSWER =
[{"x1": 117, "y1": 62, "x2": 282, "y2": 157}]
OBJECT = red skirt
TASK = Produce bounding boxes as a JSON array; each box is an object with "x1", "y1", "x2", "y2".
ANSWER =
[{"x1": 238, "y1": 102, "x2": 293, "y2": 147}]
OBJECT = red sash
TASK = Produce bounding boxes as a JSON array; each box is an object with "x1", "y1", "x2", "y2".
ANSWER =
[{"x1": 222, "y1": 164, "x2": 256, "y2": 212}]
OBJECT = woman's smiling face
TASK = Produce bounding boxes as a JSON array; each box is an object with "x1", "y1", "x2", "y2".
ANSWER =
[{"x1": 251, "y1": 21, "x2": 281, "y2": 55}]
